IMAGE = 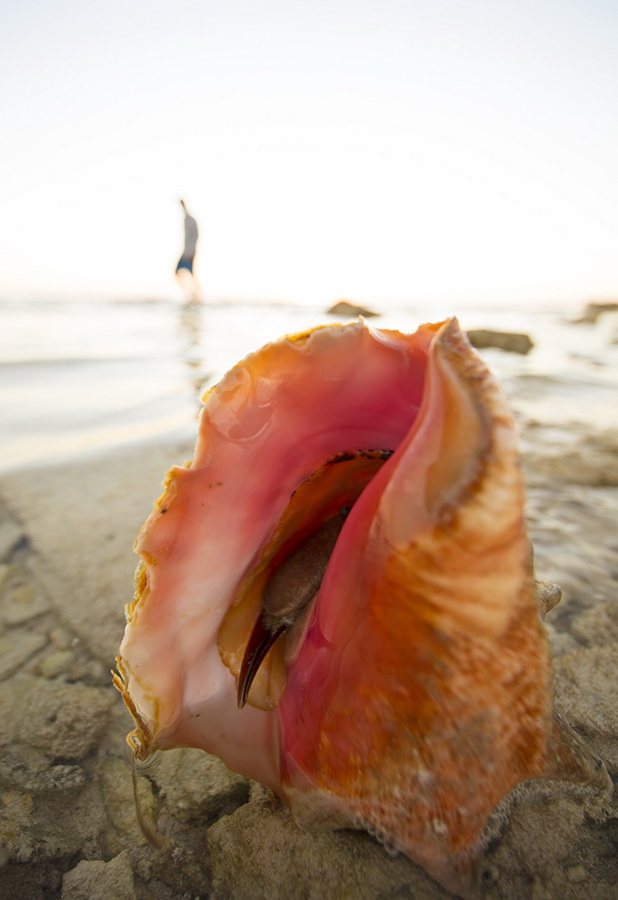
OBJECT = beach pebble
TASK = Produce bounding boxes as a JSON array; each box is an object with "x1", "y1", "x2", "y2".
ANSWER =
[
  {"x1": 2, "y1": 584, "x2": 51, "y2": 625},
  {"x1": 566, "y1": 864, "x2": 587, "y2": 883},
  {"x1": 49, "y1": 626, "x2": 73, "y2": 650},
  {"x1": 150, "y1": 747, "x2": 249, "y2": 825},
  {"x1": 61, "y1": 851, "x2": 136, "y2": 900},
  {"x1": 39, "y1": 650, "x2": 75, "y2": 679},
  {"x1": 0, "y1": 778, "x2": 91, "y2": 869},
  {"x1": 0, "y1": 747, "x2": 86, "y2": 793},
  {"x1": 0, "y1": 790, "x2": 35, "y2": 863},
  {"x1": 530, "y1": 875, "x2": 555, "y2": 900},
  {"x1": 0, "y1": 674, "x2": 113, "y2": 759},
  {"x1": 0, "y1": 632, "x2": 46, "y2": 680},
  {"x1": 64, "y1": 656, "x2": 109, "y2": 685}
]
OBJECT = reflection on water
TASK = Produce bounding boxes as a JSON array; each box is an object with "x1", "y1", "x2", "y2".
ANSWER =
[{"x1": 178, "y1": 299, "x2": 212, "y2": 404}]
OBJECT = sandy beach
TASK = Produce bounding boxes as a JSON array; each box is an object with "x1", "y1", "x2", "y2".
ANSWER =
[{"x1": 0, "y1": 399, "x2": 616, "y2": 899}]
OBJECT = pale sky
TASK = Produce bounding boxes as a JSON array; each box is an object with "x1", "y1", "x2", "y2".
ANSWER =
[{"x1": 1, "y1": 0, "x2": 617, "y2": 306}]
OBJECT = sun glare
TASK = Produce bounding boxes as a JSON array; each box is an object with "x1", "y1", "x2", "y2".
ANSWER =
[{"x1": 1, "y1": 1, "x2": 617, "y2": 304}]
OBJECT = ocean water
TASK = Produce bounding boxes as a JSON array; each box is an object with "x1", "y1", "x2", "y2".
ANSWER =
[{"x1": 1, "y1": 293, "x2": 617, "y2": 472}]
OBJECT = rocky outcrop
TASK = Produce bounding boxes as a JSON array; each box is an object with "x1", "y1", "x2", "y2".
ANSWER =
[
  {"x1": 326, "y1": 299, "x2": 380, "y2": 318},
  {"x1": 466, "y1": 328, "x2": 534, "y2": 355},
  {"x1": 573, "y1": 301, "x2": 618, "y2": 324}
]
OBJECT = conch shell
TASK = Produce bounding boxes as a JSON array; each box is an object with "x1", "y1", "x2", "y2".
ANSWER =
[{"x1": 115, "y1": 318, "x2": 554, "y2": 894}]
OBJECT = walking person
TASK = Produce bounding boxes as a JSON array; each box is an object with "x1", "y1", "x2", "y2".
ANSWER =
[{"x1": 175, "y1": 199, "x2": 201, "y2": 302}]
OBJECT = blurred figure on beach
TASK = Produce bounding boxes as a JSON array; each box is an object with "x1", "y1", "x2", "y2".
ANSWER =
[{"x1": 175, "y1": 199, "x2": 201, "y2": 303}]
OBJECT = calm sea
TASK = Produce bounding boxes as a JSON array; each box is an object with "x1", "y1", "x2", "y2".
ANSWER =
[{"x1": 1, "y1": 293, "x2": 617, "y2": 472}]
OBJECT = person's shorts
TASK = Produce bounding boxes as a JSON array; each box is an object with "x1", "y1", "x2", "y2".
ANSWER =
[{"x1": 176, "y1": 256, "x2": 194, "y2": 274}]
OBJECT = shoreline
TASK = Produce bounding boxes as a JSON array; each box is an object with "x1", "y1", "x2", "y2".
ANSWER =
[
  {"x1": 3, "y1": 298, "x2": 618, "y2": 481},
  {"x1": 0, "y1": 423, "x2": 616, "y2": 898}
]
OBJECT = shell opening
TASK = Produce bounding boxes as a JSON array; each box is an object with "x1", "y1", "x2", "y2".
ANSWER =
[
  {"x1": 236, "y1": 509, "x2": 350, "y2": 708},
  {"x1": 218, "y1": 449, "x2": 393, "y2": 710}
]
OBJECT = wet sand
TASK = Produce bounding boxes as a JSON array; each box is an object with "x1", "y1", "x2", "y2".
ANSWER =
[{"x1": 0, "y1": 422, "x2": 616, "y2": 899}]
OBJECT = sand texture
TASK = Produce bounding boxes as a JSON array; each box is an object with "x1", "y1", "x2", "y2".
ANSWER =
[{"x1": 0, "y1": 425, "x2": 616, "y2": 899}]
